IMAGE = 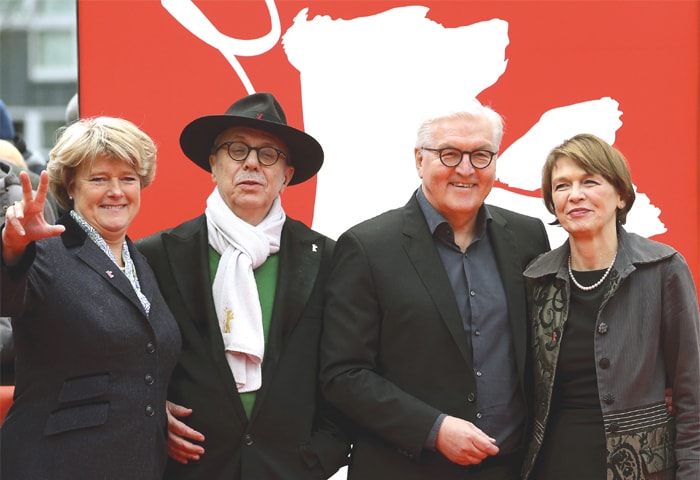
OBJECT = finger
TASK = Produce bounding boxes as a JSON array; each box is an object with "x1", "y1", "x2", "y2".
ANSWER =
[
  {"x1": 32, "y1": 170, "x2": 50, "y2": 204},
  {"x1": 167, "y1": 443, "x2": 196, "y2": 464},
  {"x1": 170, "y1": 418, "x2": 205, "y2": 442},
  {"x1": 470, "y1": 446, "x2": 492, "y2": 461},
  {"x1": 168, "y1": 431, "x2": 205, "y2": 457},
  {"x1": 46, "y1": 224, "x2": 66, "y2": 237},
  {"x1": 473, "y1": 437, "x2": 500, "y2": 456},
  {"x1": 172, "y1": 438, "x2": 205, "y2": 456},
  {"x1": 167, "y1": 411, "x2": 205, "y2": 441},
  {"x1": 167, "y1": 401, "x2": 193, "y2": 418},
  {"x1": 13, "y1": 201, "x2": 24, "y2": 219},
  {"x1": 5, "y1": 205, "x2": 26, "y2": 236},
  {"x1": 167, "y1": 450, "x2": 190, "y2": 464},
  {"x1": 19, "y1": 171, "x2": 34, "y2": 202},
  {"x1": 166, "y1": 401, "x2": 205, "y2": 442}
]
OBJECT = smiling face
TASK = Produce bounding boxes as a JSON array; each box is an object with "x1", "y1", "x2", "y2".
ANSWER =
[
  {"x1": 209, "y1": 126, "x2": 294, "y2": 226},
  {"x1": 415, "y1": 116, "x2": 497, "y2": 228},
  {"x1": 551, "y1": 156, "x2": 624, "y2": 242},
  {"x1": 69, "y1": 155, "x2": 141, "y2": 245}
]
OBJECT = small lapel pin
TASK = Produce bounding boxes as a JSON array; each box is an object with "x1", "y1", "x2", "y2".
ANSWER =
[
  {"x1": 106, "y1": 270, "x2": 114, "y2": 278},
  {"x1": 311, "y1": 244, "x2": 318, "y2": 253}
]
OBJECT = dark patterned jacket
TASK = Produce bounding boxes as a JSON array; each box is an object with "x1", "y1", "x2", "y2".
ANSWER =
[{"x1": 522, "y1": 227, "x2": 700, "y2": 480}]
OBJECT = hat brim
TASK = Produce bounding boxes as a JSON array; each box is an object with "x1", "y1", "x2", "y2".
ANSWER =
[{"x1": 179, "y1": 115, "x2": 323, "y2": 185}]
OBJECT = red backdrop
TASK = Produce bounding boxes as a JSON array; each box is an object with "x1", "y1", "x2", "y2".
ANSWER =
[{"x1": 77, "y1": 0, "x2": 699, "y2": 286}]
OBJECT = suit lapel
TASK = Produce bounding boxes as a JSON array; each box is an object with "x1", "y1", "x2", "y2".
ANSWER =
[
  {"x1": 249, "y1": 219, "x2": 323, "y2": 421},
  {"x1": 61, "y1": 215, "x2": 148, "y2": 318},
  {"x1": 161, "y1": 217, "x2": 216, "y2": 330},
  {"x1": 401, "y1": 196, "x2": 473, "y2": 367},
  {"x1": 486, "y1": 207, "x2": 528, "y2": 379},
  {"x1": 272, "y1": 220, "x2": 321, "y2": 346},
  {"x1": 75, "y1": 243, "x2": 149, "y2": 316},
  {"x1": 160, "y1": 217, "x2": 248, "y2": 420}
]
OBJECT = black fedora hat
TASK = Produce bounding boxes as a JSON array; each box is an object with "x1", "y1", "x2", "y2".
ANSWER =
[{"x1": 179, "y1": 92, "x2": 323, "y2": 185}]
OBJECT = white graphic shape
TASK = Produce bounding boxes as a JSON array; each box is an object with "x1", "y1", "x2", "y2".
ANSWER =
[
  {"x1": 161, "y1": 0, "x2": 280, "y2": 93},
  {"x1": 497, "y1": 97, "x2": 623, "y2": 191},
  {"x1": 491, "y1": 97, "x2": 666, "y2": 245},
  {"x1": 160, "y1": 2, "x2": 666, "y2": 249},
  {"x1": 284, "y1": 6, "x2": 509, "y2": 239}
]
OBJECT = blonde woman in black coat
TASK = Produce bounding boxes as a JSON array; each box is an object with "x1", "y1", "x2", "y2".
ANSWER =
[{"x1": 1, "y1": 117, "x2": 181, "y2": 479}]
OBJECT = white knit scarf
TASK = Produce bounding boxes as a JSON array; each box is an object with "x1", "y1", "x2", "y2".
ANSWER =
[{"x1": 205, "y1": 188, "x2": 285, "y2": 392}]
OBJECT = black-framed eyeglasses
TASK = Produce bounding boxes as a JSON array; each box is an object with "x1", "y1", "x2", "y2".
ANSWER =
[
  {"x1": 214, "y1": 141, "x2": 288, "y2": 166},
  {"x1": 421, "y1": 147, "x2": 497, "y2": 169}
]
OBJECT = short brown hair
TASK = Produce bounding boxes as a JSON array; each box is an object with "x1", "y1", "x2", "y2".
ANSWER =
[{"x1": 542, "y1": 133, "x2": 635, "y2": 225}]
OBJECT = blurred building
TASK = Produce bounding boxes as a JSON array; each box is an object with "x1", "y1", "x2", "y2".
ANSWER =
[{"x1": 0, "y1": 0, "x2": 77, "y2": 160}]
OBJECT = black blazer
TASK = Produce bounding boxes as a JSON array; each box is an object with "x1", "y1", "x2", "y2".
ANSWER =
[
  {"x1": 0, "y1": 214, "x2": 181, "y2": 480},
  {"x1": 137, "y1": 215, "x2": 350, "y2": 480},
  {"x1": 320, "y1": 194, "x2": 551, "y2": 480}
]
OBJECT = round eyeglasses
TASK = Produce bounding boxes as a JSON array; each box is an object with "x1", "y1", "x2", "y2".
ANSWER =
[
  {"x1": 214, "y1": 141, "x2": 288, "y2": 166},
  {"x1": 421, "y1": 147, "x2": 497, "y2": 169}
]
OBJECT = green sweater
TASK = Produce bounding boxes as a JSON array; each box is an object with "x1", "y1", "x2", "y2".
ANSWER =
[{"x1": 209, "y1": 246, "x2": 278, "y2": 418}]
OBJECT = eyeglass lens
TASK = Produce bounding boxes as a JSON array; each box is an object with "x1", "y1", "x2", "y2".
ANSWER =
[
  {"x1": 437, "y1": 148, "x2": 494, "y2": 168},
  {"x1": 224, "y1": 142, "x2": 284, "y2": 166}
]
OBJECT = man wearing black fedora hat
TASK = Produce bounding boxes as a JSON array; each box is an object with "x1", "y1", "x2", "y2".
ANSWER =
[{"x1": 137, "y1": 92, "x2": 350, "y2": 480}]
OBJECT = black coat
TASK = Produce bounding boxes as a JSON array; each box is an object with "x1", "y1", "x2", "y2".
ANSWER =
[
  {"x1": 137, "y1": 215, "x2": 350, "y2": 480},
  {"x1": 0, "y1": 214, "x2": 181, "y2": 479},
  {"x1": 320, "y1": 195, "x2": 551, "y2": 480}
]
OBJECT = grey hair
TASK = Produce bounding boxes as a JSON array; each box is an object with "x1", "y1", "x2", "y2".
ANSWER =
[{"x1": 415, "y1": 100, "x2": 504, "y2": 150}]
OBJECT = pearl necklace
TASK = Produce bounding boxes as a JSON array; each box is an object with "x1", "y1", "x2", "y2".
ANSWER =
[{"x1": 568, "y1": 252, "x2": 617, "y2": 291}]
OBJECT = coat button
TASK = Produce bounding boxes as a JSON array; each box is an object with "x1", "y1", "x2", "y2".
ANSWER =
[
  {"x1": 599, "y1": 357, "x2": 610, "y2": 369},
  {"x1": 597, "y1": 322, "x2": 608, "y2": 335},
  {"x1": 475, "y1": 412, "x2": 482, "y2": 419},
  {"x1": 145, "y1": 404, "x2": 155, "y2": 416},
  {"x1": 144, "y1": 374, "x2": 155, "y2": 385},
  {"x1": 397, "y1": 448, "x2": 414, "y2": 458},
  {"x1": 243, "y1": 434, "x2": 253, "y2": 446},
  {"x1": 607, "y1": 422, "x2": 620, "y2": 433},
  {"x1": 145, "y1": 342, "x2": 156, "y2": 354},
  {"x1": 602, "y1": 393, "x2": 615, "y2": 405},
  {"x1": 467, "y1": 392, "x2": 476, "y2": 402}
]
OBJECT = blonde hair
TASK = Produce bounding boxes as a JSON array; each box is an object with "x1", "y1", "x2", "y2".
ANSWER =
[
  {"x1": 0, "y1": 139, "x2": 28, "y2": 170},
  {"x1": 48, "y1": 116, "x2": 157, "y2": 210}
]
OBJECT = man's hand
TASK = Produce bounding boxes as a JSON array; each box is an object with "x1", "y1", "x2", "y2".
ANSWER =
[
  {"x1": 435, "y1": 415, "x2": 500, "y2": 466},
  {"x1": 166, "y1": 400, "x2": 206, "y2": 464}
]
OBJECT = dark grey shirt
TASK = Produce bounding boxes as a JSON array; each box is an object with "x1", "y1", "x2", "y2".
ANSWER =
[{"x1": 417, "y1": 188, "x2": 525, "y2": 454}]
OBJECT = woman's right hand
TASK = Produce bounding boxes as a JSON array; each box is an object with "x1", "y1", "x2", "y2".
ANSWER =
[{"x1": 2, "y1": 170, "x2": 65, "y2": 265}]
